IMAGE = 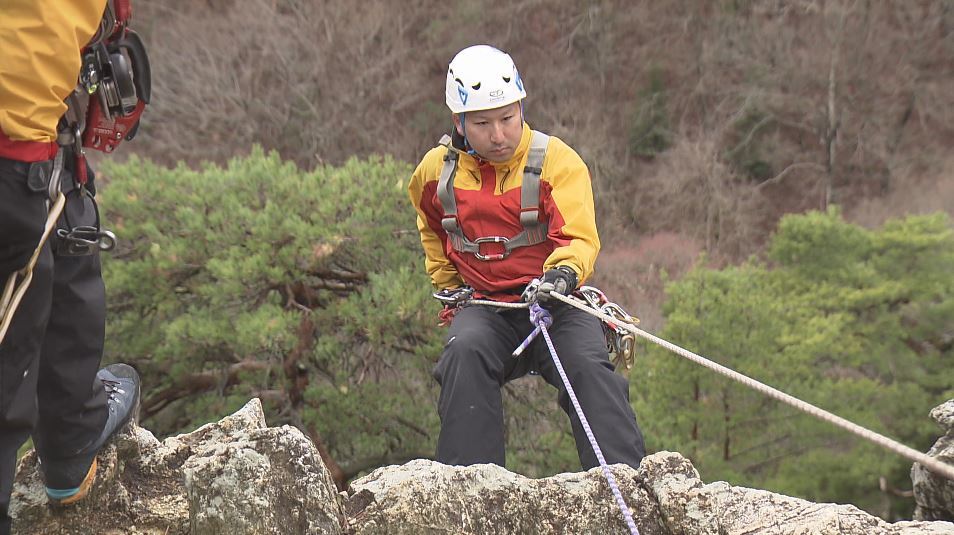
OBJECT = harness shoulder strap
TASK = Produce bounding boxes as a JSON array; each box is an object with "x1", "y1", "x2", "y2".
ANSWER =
[
  {"x1": 433, "y1": 130, "x2": 552, "y2": 259},
  {"x1": 506, "y1": 130, "x2": 550, "y2": 250},
  {"x1": 435, "y1": 135, "x2": 477, "y2": 253}
]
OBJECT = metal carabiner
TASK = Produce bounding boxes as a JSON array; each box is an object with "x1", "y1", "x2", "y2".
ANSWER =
[
  {"x1": 432, "y1": 286, "x2": 474, "y2": 306},
  {"x1": 473, "y1": 236, "x2": 511, "y2": 261},
  {"x1": 55, "y1": 226, "x2": 116, "y2": 256}
]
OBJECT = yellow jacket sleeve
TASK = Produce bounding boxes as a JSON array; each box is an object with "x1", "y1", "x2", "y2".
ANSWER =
[
  {"x1": 0, "y1": 0, "x2": 108, "y2": 142},
  {"x1": 539, "y1": 137, "x2": 601, "y2": 284},
  {"x1": 408, "y1": 148, "x2": 466, "y2": 290}
]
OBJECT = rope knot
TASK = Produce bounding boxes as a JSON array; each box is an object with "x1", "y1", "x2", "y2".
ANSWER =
[{"x1": 529, "y1": 303, "x2": 552, "y2": 328}]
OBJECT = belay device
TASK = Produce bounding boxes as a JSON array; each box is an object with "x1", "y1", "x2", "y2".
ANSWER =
[
  {"x1": 575, "y1": 286, "x2": 639, "y2": 371},
  {"x1": 79, "y1": 0, "x2": 151, "y2": 155},
  {"x1": 55, "y1": 0, "x2": 152, "y2": 254}
]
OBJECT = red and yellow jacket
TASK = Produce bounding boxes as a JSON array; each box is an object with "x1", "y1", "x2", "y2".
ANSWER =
[
  {"x1": 0, "y1": 0, "x2": 107, "y2": 162},
  {"x1": 408, "y1": 122, "x2": 600, "y2": 301}
]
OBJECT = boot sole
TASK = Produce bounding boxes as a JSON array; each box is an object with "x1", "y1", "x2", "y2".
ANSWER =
[{"x1": 48, "y1": 458, "x2": 97, "y2": 506}]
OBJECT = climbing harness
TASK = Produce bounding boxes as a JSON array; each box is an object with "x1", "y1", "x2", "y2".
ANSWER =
[
  {"x1": 546, "y1": 291, "x2": 954, "y2": 483},
  {"x1": 438, "y1": 284, "x2": 641, "y2": 372},
  {"x1": 436, "y1": 131, "x2": 550, "y2": 261}
]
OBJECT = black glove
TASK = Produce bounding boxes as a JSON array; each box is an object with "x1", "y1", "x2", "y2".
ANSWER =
[{"x1": 523, "y1": 266, "x2": 578, "y2": 304}]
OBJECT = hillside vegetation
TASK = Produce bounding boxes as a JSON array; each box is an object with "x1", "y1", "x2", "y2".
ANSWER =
[{"x1": 92, "y1": 0, "x2": 954, "y2": 520}]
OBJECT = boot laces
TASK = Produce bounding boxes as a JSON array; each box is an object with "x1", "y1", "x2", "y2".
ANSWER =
[{"x1": 102, "y1": 378, "x2": 126, "y2": 409}]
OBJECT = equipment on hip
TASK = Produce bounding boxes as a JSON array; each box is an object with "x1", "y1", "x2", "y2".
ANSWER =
[
  {"x1": 576, "y1": 286, "x2": 639, "y2": 371},
  {"x1": 431, "y1": 283, "x2": 640, "y2": 372},
  {"x1": 432, "y1": 286, "x2": 475, "y2": 306},
  {"x1": 55, "y1": 0, "x2": 150, "y2": 188},
  {"x1": 78, "y1": 0, "x2": 151, "y2": 156},
  {"x1": 436, "y1": 130, "x2": 550, "y2": 261}
]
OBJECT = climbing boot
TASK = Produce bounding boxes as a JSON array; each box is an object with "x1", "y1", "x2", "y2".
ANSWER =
[{"x1": 41, "y1": 363, "x2": 141, "y2": 505}]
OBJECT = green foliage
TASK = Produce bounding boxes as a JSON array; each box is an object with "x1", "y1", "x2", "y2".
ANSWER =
[
  {"x1": 634, "y1": 208, "x2": 954, "y2": 519},
  {"x1": 629, "y1": 67, "x2": 671, "y2": 158},
  {"x1": 97, "y1": 148, "x2": 443, "y2": 477},
  {"x1": 97, "y1": 148, "x2": 582, "y2": 482}
]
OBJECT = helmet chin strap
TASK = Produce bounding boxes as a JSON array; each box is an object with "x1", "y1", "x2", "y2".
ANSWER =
[{"x1": 459, "y1": 113, "x2": 477, "y2": 156}]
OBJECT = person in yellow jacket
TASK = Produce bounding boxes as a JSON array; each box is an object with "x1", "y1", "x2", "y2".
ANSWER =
[
  {"x1": 408, "y1": 45, "x2": 645, "y2": 470},
  {"x1": 0, "y1": 2, "x2": 141, "y2": 531}
]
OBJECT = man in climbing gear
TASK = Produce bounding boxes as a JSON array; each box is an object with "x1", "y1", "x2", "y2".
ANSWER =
[
  {"x1": 408, "y1": 45, "x2": 645, "y2": 470},
  {"x1": 0, "y1": 1, "x2": 148, "y2": 532}
]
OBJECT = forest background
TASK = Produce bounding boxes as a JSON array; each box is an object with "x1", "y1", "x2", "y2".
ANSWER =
[{"x1": 74, "y1": 0, "x2": 954, "y2": 521}]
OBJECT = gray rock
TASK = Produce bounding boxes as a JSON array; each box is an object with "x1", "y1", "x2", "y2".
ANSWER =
[
  {"x1": 11, "y1": 397, "x2": 954, "y2": 534},
  {"x1": 913, "y1": 400, "x2": 954, "y2": 521},
  {"x1": 347, "y1": 451, "x2": 954, "y2": 535},
  {"x1": 11, "y1": 422, "x2": 189, "y2": 535},
  {"x1": 183, "y1": 425, "x2": 344, "y2": 534},
  {"x1": 10, "y1": 398, "x2": 343, "y2": 535},
  {"x1": 346, "y1": 459, "x2": 665, "y2": 534}
]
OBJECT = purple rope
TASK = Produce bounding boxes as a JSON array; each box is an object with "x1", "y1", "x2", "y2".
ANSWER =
[
  {"x1": 527, "y1": 303, "x2": 640, "y2": 535},
  {"x1": 512, "y1": 326, "x2": 541, "y2": 357}
]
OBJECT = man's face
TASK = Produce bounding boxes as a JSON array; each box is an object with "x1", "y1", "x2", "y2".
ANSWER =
[{"x1": 453, "y1": 102, "x2": 523, "y2": 162}]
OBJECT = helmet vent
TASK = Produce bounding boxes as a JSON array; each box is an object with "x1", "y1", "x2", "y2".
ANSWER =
[
  {"x1": 471, "y1": 82, "x2": 481, "y2": 90},
  {"x1": 503, "y1": 76, "x2": 511, "y2": 83}
]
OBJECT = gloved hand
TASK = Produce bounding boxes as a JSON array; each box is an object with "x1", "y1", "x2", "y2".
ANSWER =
[{"x1": 522, "y1": 266, "x2": 578, "y2": 304}]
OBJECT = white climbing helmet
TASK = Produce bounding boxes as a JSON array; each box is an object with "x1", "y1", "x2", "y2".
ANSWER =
[{"x1": 445, "y1": 45, "x2": 526, "y2": 114}]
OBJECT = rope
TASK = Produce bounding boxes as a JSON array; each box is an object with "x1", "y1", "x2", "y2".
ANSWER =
[
  {"x1": 468, "y1": 298, "x2": 529, "y2": 309},
  {"x1": 517, "y1": 303, "x2": 640, "y2": 535},
  {"x1": 547, "y1": 291, "x2": 954, "y2": 483},
  {"x1": 0, "y1": 191, "x2": 67, "y2": 345}
]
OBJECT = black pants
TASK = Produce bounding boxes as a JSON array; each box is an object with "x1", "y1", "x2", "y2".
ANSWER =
[
  {"x1": 0, "y1": 156, "x2": 107, "y2": 535},
  {"x1": 434, "y1": 303, "x2": 645, "y2": 470}
]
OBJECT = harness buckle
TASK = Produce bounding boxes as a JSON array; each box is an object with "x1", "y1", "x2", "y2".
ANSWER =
[{"x1": 473, "y1": 236, "x2": 510, "y2": 261}]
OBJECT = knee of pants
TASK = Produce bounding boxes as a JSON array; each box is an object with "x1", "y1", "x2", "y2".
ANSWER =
[
  {"x1": 433, "y1": 330, "x2": 503, "y2": 385},
  {"x1": 556, "y1": 347, "x2": 616, "y2": 379}
]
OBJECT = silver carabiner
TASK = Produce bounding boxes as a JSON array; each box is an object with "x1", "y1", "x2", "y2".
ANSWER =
[{"x1": 97, "y1": 229, "x2": 117, "y2": 251}]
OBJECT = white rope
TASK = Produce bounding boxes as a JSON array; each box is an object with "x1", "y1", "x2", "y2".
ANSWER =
[
  {"x1": 548, "y1": 291, "x2": 954, "y2": 482},
  {"x1": 468, "y1": 298, "x2": 529, "y2": 309}
]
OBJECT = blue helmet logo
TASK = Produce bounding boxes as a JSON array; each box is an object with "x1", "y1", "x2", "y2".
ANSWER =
[
  {"x1": 458, "y1": 86, "x2": 469, "y2": 106},
  {"x1": 515, "y1": 72, "x2": 524, "y2": 92}
]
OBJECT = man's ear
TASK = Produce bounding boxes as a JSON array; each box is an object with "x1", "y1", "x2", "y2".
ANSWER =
[{"x1": 452, "y1": 114, "x2": 464, "y2": 136}]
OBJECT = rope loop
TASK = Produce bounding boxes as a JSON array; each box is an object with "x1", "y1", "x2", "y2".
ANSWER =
[{"x1": 529, "y1": 302, "x2": 552, "y2": 328}]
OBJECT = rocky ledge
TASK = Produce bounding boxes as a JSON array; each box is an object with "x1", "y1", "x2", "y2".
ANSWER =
[{"x1": 11, "y1": 398, "x2": 954, "y2": 534}]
